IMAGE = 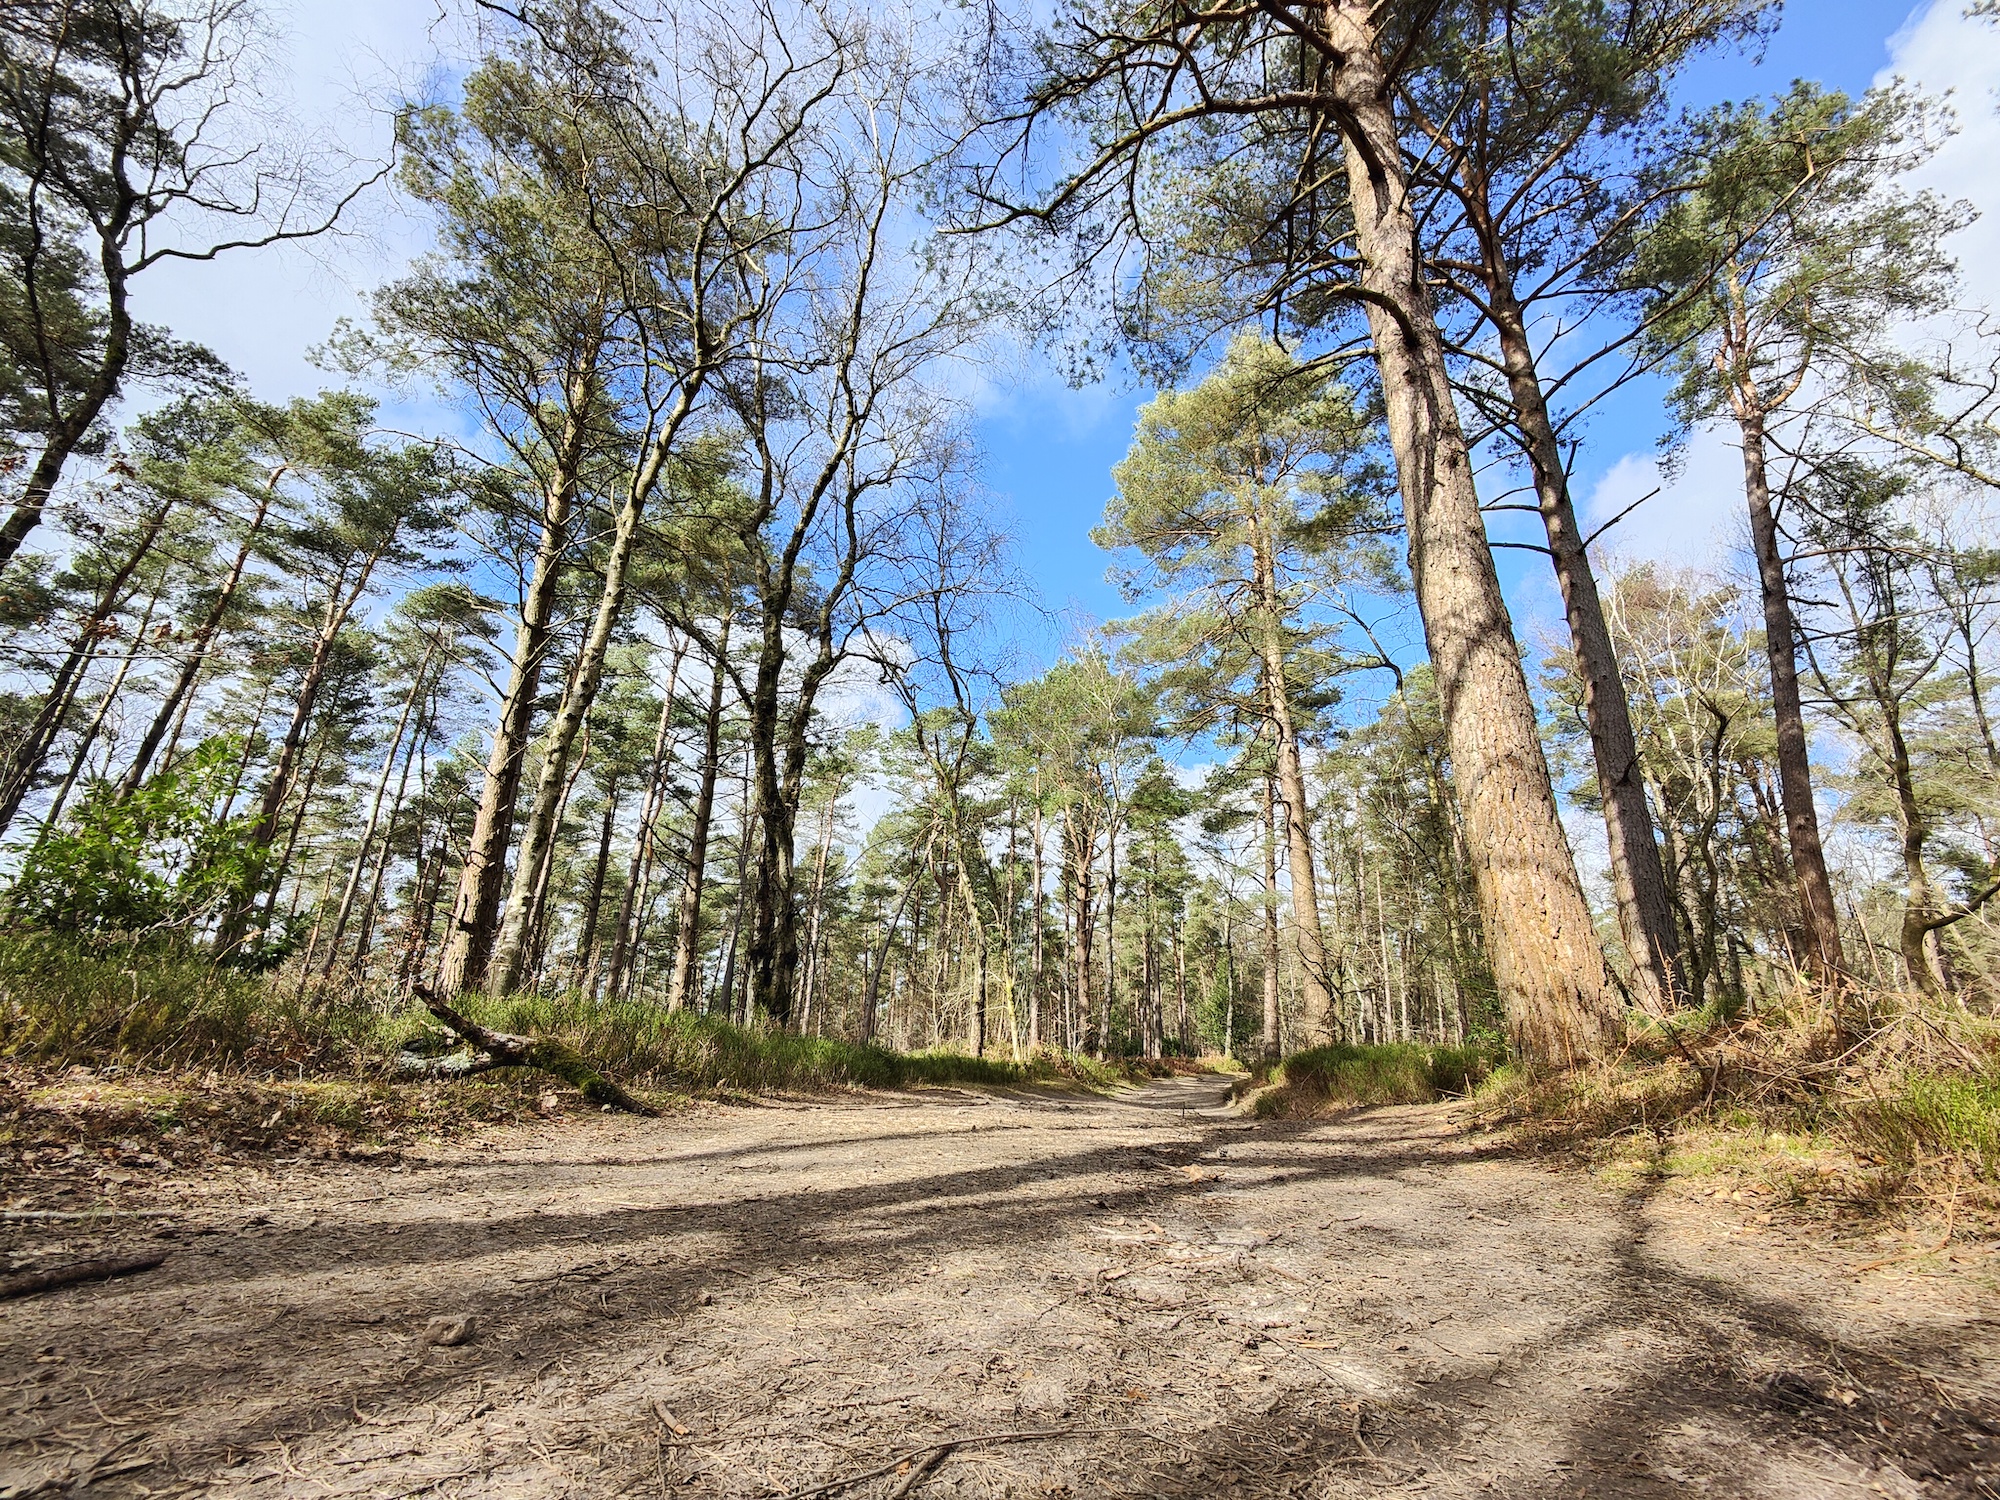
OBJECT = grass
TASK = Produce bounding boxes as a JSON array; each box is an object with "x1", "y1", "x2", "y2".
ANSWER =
[
  {"x1": 0, "y1": 932, "x2": 1184, "y2": 1169},
  {"x1": 1251, "y1": 1040, "x2": 1502, "y2": 1118},
  {"x1": 1464, "y1": 987, "x2": 2000, "y2": 1231}
]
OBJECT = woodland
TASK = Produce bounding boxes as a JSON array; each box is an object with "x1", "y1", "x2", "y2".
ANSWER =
[
  {"x1": 0, "y1": 0, "x2": 1998, "y2": 1173},
  {"x1": 7, "y1": 2, "x2": 2000, "y2": 1497}
]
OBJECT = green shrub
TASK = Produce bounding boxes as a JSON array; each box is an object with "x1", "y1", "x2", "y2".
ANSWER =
[{"x1": 1256, "y1": 1041, "x2": 1502, "y2": 1117}]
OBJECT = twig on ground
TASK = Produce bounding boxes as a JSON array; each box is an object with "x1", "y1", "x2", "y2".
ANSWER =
[
  {"x1": 767, "y1": 1427, "x2": 1101, "y2": 1500},
  {"x1": 0, "y1": 1253, "x2": 167, "y2": 1301}
]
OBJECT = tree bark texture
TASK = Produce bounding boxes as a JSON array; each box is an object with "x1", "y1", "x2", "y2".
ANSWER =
[{"x1": 1325, "y1": 0, "x2": 1612, "y2": 1063}]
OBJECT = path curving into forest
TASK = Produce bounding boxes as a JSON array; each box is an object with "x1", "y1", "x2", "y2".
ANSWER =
[{"x1": 2, "y1": 1075, "x2": 1995, "y2": 1498}]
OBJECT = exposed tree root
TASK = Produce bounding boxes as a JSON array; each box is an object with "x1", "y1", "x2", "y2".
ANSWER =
[{"x1": 401, "y1": 986, "x2": 656, "y2": 1116}]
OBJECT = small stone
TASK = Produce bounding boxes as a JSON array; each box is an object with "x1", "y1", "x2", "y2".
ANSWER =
[{"x1": 423, "y1": 1314, "x2": 477, "y2": 1347}]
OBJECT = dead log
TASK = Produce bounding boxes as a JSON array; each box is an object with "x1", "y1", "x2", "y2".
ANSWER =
[
  {"x1": 0, "y1": 1252, "x2": 167, "y2": 1301},
  {"x1": 400, "y1": 986, "x2": 656, "y2": 1116}
]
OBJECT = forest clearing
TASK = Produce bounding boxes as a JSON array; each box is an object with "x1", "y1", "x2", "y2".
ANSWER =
[
  {"x1": 5, "y1": 0, "x2": 2000, "y2": 1492},
  {"x1": 4, "y1": 1074, "x2": 1995, "y2": 1500}
]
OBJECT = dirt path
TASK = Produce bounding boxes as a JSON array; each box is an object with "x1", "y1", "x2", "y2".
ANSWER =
[{"x1": 3, "y1": 1075, "x2": 1996, "y2": 1499}]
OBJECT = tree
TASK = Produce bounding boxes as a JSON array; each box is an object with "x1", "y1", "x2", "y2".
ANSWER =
[
  {"x1": 0, "y1": 0, "x2": 373, "y2": 571},
  {"x1": 1400, "y1": 0, "x2": 1770, "y2": 1010},
  {"x1": 983, "y1": 0, "x2": 1617, "y2": 1061},
  {"x1": 1636, "y1": 83, "x2": 1958, "y2": 979},
  {"x1": 1101, "y1": 333, "x2": 1395, "y2": 1045}
]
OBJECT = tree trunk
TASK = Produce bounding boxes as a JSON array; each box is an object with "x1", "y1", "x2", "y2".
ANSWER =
[
  {"x1": 0, "y1": 498, "x2": 175, "y2": 831},
  {"x1": 1735, "y1": 405, "x2": 1846, "y2": 979},
  {"x1": 120, "y1": 484, "x2": 275, "y2": 798},
  {"x1": 42, "y1": 588, "x2": 160, "y2": 833},
  {"x1": 1249, "y1": 513, "x2": 1336, "y2": 1041},
  {"x1": 668, "y1": 615, "x2": 731, "y2": 1011},
  {"x1": 861, "y1": 863, "x2": 919, "y2": 1043},
  {"x1": 606, "y1": 651, "x2": 682, "y2": 1000},
  {"x1": 1261, "y1": 772, "x2": 1283, "y2": 1062},
  {"x1": 436, "y1": 418, "x2": 584, "y2": 996},
  {"x1": 354, "y1": 705, "x2": 428, "y2": 971},
  {"x1": 1103, "y1": 825, "x2": 1118, "y2": 1056},
  {"x1": 575, "y1": 778, "x2": 621, "y2": 992},
  {"x1": 1482, "y1": 263, "x2": 1684, "y2": 1011},
  {"x1": 217, "y1": 542, "x2": 390, "y2": 954},
  {"x1": 0, "y1": 244, "x2": 133, "y2": 576},
  {"x1": 1325, "y1": 0, "x2": 1611, "y2": 1063},
  {"x1": 322, "y1": 646, "x2": 433, "y2": 973}
]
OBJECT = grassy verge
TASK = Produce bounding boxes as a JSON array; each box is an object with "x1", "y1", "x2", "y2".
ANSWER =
[
  {"x1": 1250, "y1": 1041, "x2": 1502, "y2": 1118},
  {"x1": 1467, "y1": 992, "x2": 2000, "y2": 1230},
  {"x1": 0, "y1": 933, "x2": 1209, "y2": 1172}
]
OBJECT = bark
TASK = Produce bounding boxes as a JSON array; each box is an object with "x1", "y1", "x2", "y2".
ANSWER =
[
  {"x1": 353, "y1": 710, "x2": 426, "y2": 970},
  {"x1": 436, "y1": 411, "x2": 585, "y2": 996},
  {"x1": 0, "y1": 205, "x2": 136, "y2": 577},
  {"x1": 43, "y1": 588, "x2": 160, "y2": 832},
  {"x1": 405, "y1": 987, "x2": 654, "y2": 1115},
  {"x1": 1102, "y1": 826, "x2": 1118, "y2": 1056},
  {"x1": 217, "y1": 538, "x2": 393, "y2": 954},
  {"x1": 322, "y1": 646, "x2": 434, "y2": 972},
  {"x1": 797, "y1": 799, "x2": 838, "y2": 1024},
  {"x1": 1480, "y1": 260, "x2": 1685, "y2": 1011},
  {"x1": 1029, "y1": 806, "x2": 1046, "y2": 1049},
  {"x1": 1735, "y1": 407, "x2": 1846, "y2": 979},
  {"x1": 667, "y1": 615, "x2": 732, "y2": 1011},
  {"x1": 0, "y1": 1253, "x2": 165, "y2": 1303},
  {"x1": 0, "y1": 498, "x2": 174, "y2": 831},
  {"x1": 605, "y1": 650, "x2": 681, "y2": 1001},
  {"x1": 1261, "y1": 773, "x2": 1283, "y2": 1061},
  {"x1": 1324, "y1": 0, "x2": 1612, "y2": 1063},
  {"x1": 574, "y1": 778, "x2": 621, "y2": 991},
  {"x1": 488, "y1": 366, "x2": 711, "y2": 996}
]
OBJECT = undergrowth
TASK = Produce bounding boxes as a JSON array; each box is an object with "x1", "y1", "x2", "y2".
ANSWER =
[
  {"x1": 0, "y1": 932, "x2": 1176, "y2": 1174},
  {"x1": 1468, "y1": 988, "x2": 2000, "y2": 1226},
  {"x1": 1252, "y1": 1040, "x2": 1502, "y2": 1118}
]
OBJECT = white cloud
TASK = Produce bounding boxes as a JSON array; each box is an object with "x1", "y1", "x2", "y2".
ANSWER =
[
  {"x1": 1578, "y1": 425, "x2": 1750, "y2": 574},
  {"x1": 1884, "y1": 1, "x2": 2000, "y2": 318}
]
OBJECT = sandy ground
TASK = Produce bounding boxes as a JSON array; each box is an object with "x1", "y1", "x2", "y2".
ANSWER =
[{"x1": 2, "y1": 1074, "x2": 1997, "y2": 1499}]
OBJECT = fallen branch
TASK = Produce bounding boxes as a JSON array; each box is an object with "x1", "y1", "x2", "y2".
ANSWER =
[
  {"x1": 400, "y1": 985, "x2": 655, "y2": 1116},
  {"x1": 769, "y1": 1427, "x2": 1093, "y2": 1500},
  {"x1": 0, "y1": 1252, "x2": 167, "y2": 1301}
]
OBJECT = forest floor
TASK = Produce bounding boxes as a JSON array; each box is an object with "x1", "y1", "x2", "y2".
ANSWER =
[{"x1": 3, "y1": 1074, "x2": 1998, "y2": 1500}]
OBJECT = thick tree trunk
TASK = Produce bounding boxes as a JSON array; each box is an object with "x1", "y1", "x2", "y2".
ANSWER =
[
  {"x1": 436, "y1": 421, "x2": 583, "y2": 997},
  {"x1": 1736, "y1": 407, "x2": 1846, "y2": 980},
  {"x1": 1482, "y1": 268, "x2": 1685, "y2": 1012},
  {"x1": 0, "y1": 250, "x2": 133, "y2": 577},
  {"x1": 668, "y1": 616, "x2": 731, "y2": 1011},
  {"x1": 1325, "y1": 0, "x2": 1611, "y2": 1064}
]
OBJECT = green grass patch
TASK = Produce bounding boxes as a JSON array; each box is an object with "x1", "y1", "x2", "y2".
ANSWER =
[{"x1": 1254, "y1": 1041, "x2": 1502, "y2": 1118}]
